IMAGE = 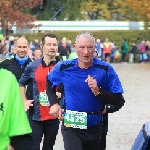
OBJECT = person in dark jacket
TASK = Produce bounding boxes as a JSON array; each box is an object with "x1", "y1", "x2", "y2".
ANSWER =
[
  {"x1": 58, "y1": 37, "x2": 71, "y2": 61},
  {"x1": 33, "y1": 39, "x2": 40, "y2": 49},
  {"x1": 0, "y1": 37, "x2": 33, "y2": 82},
  {"x1": 130, "y1": 42, "x2": 137, "y2": 63},
  {"x1": 99, "y1": 96, "x2": 125, "y2": 150}
]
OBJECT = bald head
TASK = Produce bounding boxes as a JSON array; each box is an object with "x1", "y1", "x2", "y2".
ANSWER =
[
  {"x1": 15, "y1": 37, "x2": 29, "y2": 58},
  {"x1": 16, "y1": 37, "x2": 28, "y2": 46}
]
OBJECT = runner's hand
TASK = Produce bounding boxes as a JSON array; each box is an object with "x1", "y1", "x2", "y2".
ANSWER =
[
  {"x1": 56, "y1": 92, "x2": 62, "y2": 99},
  {"x1": 85, "y1": 75, "x2": 99, "y2": 94},
  {"x1": 49, "y1": 103, "x2": 61, "y2": 118},
  {"x1": 58, "y1": 109, "x2": 64, "y2": 121},
  {"x1": 24, "y1": 100, "x2": 34, "y2": 111},
  {"x1": 102, "y1": 106, "x2": 107, "y2": 114}
]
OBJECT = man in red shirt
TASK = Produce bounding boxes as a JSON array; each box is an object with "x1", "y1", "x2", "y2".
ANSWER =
[{"x1": 19, "y1": 33, "x2": 61, "y2": 150}]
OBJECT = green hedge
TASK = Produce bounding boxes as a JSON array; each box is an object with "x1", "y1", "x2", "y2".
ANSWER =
[
  {"x1": 12, "y1": 30, "x2": 150, "y2": 62},
  {"x1": 13, "y1": 30, "x2": 150, "y2": 47}
]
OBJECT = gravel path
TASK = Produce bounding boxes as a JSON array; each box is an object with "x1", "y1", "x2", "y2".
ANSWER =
[
  {"x1": 106, "y1": 64, "x2": 150, "y2": 150},
  {"x1": 50, "y1": 63, "x2": 150, "y2": 150}
]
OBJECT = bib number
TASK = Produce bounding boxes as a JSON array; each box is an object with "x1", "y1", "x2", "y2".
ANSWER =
[
  {"x1": 39, "y1": 91, "x2": 50, "y2": 106},
  {"x1": 64, "y1": 110, "x2": 87, "y2": 129}
]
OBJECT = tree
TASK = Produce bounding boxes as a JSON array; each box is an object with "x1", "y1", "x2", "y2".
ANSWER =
[
  {"x1": 30, "y1": 0, "x2": 81, "y2": 21},
  {"x1": 80, "y1": 0, "x2": 138, "y2": 21},
  {"x1": 29, "y1": 0, "x2": 138, "y2": 21},
  {"x1": 126, "y1": 0, "x2": 150, "y2": 29},
  {"x1": 0, "y1": 0, "x2": 42, "y2": 35},
  {"x1": 56, "y1": 0, "x2": 82, "y2": 20}
]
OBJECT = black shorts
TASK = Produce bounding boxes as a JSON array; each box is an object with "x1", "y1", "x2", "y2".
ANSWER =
[
  {"x1": 61, "y1": 123, "x2": 102, "y2": 150},
  {"x1": 105, "y1": 53, "x2": 110, "y2": 58}
]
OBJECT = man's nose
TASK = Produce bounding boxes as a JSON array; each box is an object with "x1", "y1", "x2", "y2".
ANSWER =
[{"x1": 83, "y1": 48, "x2": 88, "y2": 54}]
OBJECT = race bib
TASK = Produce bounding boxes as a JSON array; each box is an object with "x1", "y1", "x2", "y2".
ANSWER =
[
  {"x1": 38, "y1": 91, "x2": 50, "y2": 106},
  {"x1": 64, "y1": 110, "x2": 87, "y2": 129}
]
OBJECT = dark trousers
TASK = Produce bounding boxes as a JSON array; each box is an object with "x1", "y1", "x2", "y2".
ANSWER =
[
  {"x1": 99, "y1": 132, "x2": 107, "y2": 150},
  {"x1": 146, "y1": 140, "x2": 150, "y2": 150},
  {"x1": 29, "y1": 119, "x2": 60, "y2": 150},
  {"x1": 10, "y1": 134, "x2": 33, "y2": 150},
  {"x1": 61, "y1": 123, "x2": 102, "y2": 150},
  {"x1": 122, "y1": 53, "x2": 126, "y2": 62}
]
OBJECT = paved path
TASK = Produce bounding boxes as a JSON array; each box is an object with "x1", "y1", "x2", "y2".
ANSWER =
[
  {"x1": 106, "y1": 64, "x2": 150, "y2": 150},
  {"x1": 47, "y1": 63, "x2": 150, "y2": 150}
]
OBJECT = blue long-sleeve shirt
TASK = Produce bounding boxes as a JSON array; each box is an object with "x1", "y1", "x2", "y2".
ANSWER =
[{"x1": 48, "y1": 58, "x2": 123, "y2": 127}]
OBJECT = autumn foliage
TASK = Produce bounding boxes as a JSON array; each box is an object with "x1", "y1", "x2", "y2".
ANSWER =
[
  {"x1": 0, "y1": 0, "x2": 43, "y2": 33},
  {"x1": 126, "y1": 0, "x2": 150, "y2": 21}
]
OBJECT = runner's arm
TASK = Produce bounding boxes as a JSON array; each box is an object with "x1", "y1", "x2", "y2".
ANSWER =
[
  {"x1": 105, "y1": 95, "x2": 125, "y2": 113},
  {"x1": 98, "y1": 65, "x2": 124, "y2": 106},
  {"x1": 19, "y1": 67, "x2": 30, "y2": 100},
  {"x1": 20, "y1": 87, "x2": 27, "y2": 102},
  {"x1": 46, "y1": 62, "x2": 62, "y2": 106},
  {"x1": 46, "y1": 76, "x2": 59, "y2": 106},
  {"x1": 96, "y1": 88, "x2": 124, "y2": 106}
]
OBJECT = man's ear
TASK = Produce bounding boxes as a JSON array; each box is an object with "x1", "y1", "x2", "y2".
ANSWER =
[{"x1": 74, "y1": 44, "x2": 77, "y2": 52}]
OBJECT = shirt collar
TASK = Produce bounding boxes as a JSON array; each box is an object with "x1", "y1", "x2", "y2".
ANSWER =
[{"x1": 41, "y1": 57, "x2": 57, "y2": 67}]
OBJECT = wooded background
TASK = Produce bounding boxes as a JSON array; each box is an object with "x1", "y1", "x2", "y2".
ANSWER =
[{"x1": 1, "y1": 0, "x2": 150, "y2": 35}]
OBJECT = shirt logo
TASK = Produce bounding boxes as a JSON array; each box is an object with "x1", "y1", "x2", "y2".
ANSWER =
[
  {"x1": 0, "y1": 103, "x2": 4, "y2": 115},
  {"x1": 39, "y1": 91, "x2": 50, "y2": 106}
]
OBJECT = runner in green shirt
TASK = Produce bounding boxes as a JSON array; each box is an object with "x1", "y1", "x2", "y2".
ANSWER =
[{"x1": 0, "y1": 68, "x2": 32, "y2": 150}]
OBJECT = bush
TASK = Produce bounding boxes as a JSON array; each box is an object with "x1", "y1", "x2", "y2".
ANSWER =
[
  {"x1": 12, "y1": 30, "x2": 150, "y2": 45},
  {"x1": 12, "y1": 30, "x2": 150, "y2": 63}
]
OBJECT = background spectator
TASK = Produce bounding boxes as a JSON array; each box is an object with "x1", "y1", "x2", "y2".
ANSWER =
[{"x1": 58, "y1": 37, "x2": 71, "y2": 61}]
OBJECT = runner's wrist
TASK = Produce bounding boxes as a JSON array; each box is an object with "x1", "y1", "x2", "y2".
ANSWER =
[
  {"x1": 23, "y1": 98, "x2": 27, "y2": 103},
  {"x1": 52, "y1": 103, "x2": 59, "y2": 106},
  {"x1": 94, "y1": 87, "x2": 101, "y2": 96}
]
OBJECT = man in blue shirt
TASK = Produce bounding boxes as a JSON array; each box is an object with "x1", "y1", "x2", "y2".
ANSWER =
[{"x1": 46, "y1": 32, "x2": 124, "y2": 150}]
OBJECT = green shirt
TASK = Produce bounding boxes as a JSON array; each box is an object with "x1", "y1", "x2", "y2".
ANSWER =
[
  {"x1": 68, "y1": 52, "x2": 78, "y2": 60},
  {"x1": 0, "y1": 68, "x2": 32, "y2": 150},
  {"x1": 122, "y1": 41, "x2": 128, "y2": 53}
]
